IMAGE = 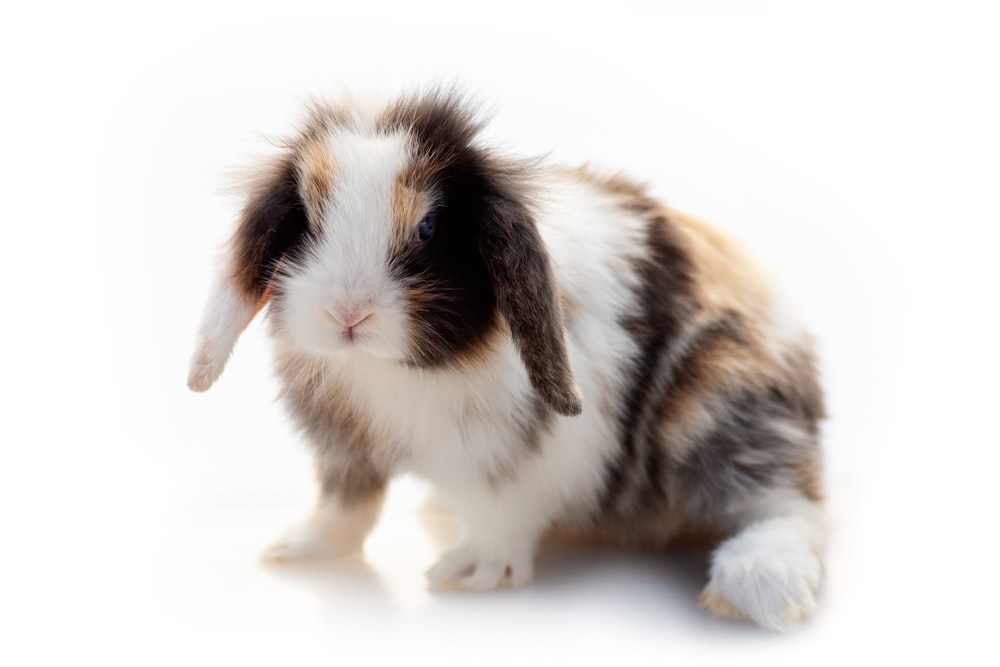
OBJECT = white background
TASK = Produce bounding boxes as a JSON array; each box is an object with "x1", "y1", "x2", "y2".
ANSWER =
[{"x1": 2, "y1": 1, "x2": 998, "y2": 664}]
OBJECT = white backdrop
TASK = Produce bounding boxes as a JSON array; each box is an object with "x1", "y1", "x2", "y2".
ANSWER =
[{"x1": 2, "y1": 1, "x2": 998, "y2": 664}]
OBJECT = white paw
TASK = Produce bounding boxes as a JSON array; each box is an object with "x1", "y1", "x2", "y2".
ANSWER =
[
  {"x1": 701, "y1": 523, "x2": 822, "y2": 631},
  {"x1": 187, "y1": 345, "x2": 225, "y2": 392},
  {"x1": 260, "y1": 522, "x2": 361, "y2": 564},
  {"x1": 426, "y1": 544, "x2": 534, "y2": 590}
]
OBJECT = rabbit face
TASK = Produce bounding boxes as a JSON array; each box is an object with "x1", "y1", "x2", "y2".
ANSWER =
[
  {"x1": 203, "y1": 93, "x2": 582, "y2": 416},
  {"x1": 275, "y1": 128, "x2": 458, "y2": 364}
]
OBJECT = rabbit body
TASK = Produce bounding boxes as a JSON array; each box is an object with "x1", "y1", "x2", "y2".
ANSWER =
[{"x1": 190, "y1": 91, "x2": 826, "y2": 630}]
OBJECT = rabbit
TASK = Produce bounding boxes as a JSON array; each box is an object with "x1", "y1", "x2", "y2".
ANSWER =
[{"x1": 188, "y1": 89, "x2": 826, "y2": 631}]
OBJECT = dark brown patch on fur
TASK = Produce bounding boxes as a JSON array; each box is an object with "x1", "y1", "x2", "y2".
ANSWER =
[
  {"x1": 563, "y1": 166, "x2": 654, "y2": 206},
  {"x1": 665, "y1": 383, "x2": 822, "y2": 520},
  {"x1": 231, "y1": 104, "x2": 353, "y2": 321},
  {"x1": 379, "y1": 90, "x2": 485, "y2": 165},
  {"x1": 232, "y1": 155, "x2": 313, "y2": 303},
  {"x1": 653, "y1": 313, "x2": 756, "y2": 444},
  {"x1": 378, "y1": 93, "x2": 506, "y2": 369},
  {"x1": 380, "y1": 91, "x2": 581, "y2": 416},
  {"x1": 610, "y1": 317, "x2": 822, "y2": 527},
  {"x1": 478, "y1": 190, "x2": 582, "y2": 416},
  {"x1": 574, "y1": 168, "x2": 826, "y2": 529},
  {"x1": 399, "y1": 281, "x2": 500, "y2": 368},
  {"x1": 599, "y1": 299, "x2": 824, "y2": 527},
  {"x1": 599, "y1": 199, "x2": 696, "y2": 515},
  {"x1": 601, "y1": 312, "x2": 744, "y2": 519}
]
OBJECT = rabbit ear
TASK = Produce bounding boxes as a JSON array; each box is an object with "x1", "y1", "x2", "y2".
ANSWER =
[
  {"x1": 187, "y1": 262, "x2": 269, "y2": 392},
  {"x1": 479, "y1": 191, "x2": 582, "y2": 417},
  {"x1": 188, "y1": 155, "x2": 308, "y2": 392}
]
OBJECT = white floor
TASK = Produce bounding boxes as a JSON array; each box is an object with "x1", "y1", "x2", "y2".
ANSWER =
[
  {"x1": 0, "y1": 437, "x2": 964, "y2": 665},
  {"x1": 3, "y1": 2, "x2": 999, "y2": 665}
]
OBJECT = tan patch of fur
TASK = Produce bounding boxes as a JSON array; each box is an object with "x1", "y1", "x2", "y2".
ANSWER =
[
  {"x1": 398, "y1": 155, "x2": 439, "y2": 189},
  {"x1": 565, "y1": 167, "x2": 777, "y2": 346},
  {"x1": 654, "y1": 316, "x2": 768, "y2": 462},
  {"x1": 296, "y1": 134, "x2": 337, "y2": 217},
  {"x1": 392, "y1": 179, "x2": 429, "y2": 248},
  {"x1": 654, "y1": 329, "x2": 825, "y2": 506},
  {"x1": 389, "y1": 159, "x2": 441, "y2": 252},
  {"x1": 796, "y1": 457, "x2": 824, "y2": 503},
  {"x1": 668, "y1": 210, "x2": 775, "y2": 322},
  {"x1": 567, "y1": 166, "x2": 825, "y2": 522},
  {"x1": 656, "y1": 212, "x2": 827, "y2": 483},
  {"x1": 654, "y1": 318, "x2": 825, "y2": 506},
  {"x1": 563, "y1": 167, "x2": 774, "y2": 337},
  {"x1": 699, "y1": 589, "x2": 748, "y2": 621}
]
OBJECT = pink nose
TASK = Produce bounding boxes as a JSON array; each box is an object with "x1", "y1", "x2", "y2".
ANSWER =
[{"x1": 327, "y1": 306, "x2": 373, "y2": 329}]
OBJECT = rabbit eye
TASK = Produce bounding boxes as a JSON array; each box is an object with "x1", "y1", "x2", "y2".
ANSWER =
[{"x1": 415, "y1": 212, "x2": 437, "y2": 244}]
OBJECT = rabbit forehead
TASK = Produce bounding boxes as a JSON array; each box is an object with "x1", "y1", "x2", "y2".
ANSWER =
[{"x1": 304, "y1": 128, "x2": 416, "y2": 271}]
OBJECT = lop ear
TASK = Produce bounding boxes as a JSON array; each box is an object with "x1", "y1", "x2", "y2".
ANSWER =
[
  {"x1": 188, "y1": 155, "x2": 308, "y2": 392},
  {"x1": 479, "y1": 191, "x2": 582, "y2": 416}
]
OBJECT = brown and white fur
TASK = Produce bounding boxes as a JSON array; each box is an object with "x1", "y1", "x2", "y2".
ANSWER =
[{"x1": 189, "y1": 90, "x2": 826, "y2": 631}]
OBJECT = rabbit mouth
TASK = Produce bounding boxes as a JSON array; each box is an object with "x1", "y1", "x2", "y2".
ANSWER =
[
  {"x1": 323, "y1": 309, "x2": 375, "y2": 346},
  {"x1": 339, "y1": 325, "x2": 369, "y2": 344}
]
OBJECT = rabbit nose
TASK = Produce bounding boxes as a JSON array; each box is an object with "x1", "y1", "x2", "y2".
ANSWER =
[{"x1": 326, "y1": 303, "x2": 374, "y2": 328}]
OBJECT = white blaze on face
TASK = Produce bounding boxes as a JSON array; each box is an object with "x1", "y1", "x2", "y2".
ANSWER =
[{"x1": 279, "y1": 129, "x2": 415, "y2": 360}]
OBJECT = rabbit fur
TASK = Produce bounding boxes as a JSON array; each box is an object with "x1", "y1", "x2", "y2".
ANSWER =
[{"x1": 189, "y1": 90, "x2": 826, "y2": 631}]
